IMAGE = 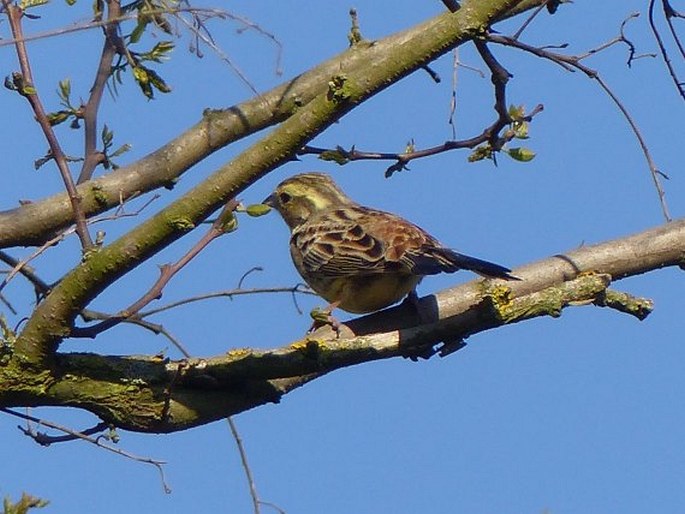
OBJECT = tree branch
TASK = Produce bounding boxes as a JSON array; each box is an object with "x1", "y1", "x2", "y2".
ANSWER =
[
  {"x1": 487, "y1": 32, "x2": 671, "y2": 221},
  {"x1": 2, "y1": 1, "x2": 93, "y2": 249},
  {"x1": 77, "y1": 0, "x2": 121, "y2": 184},
  {"x1": 1, "y1": 218, "x2": 682, "y2": 432},
  {"x1": 13, "y1": 0, "x2": 538, "y2": 366},
  {"x1": 0, "y1": 0, "x2": 546, "y2": 248}
]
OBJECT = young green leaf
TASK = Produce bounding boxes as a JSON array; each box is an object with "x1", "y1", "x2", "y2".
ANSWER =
[
  {"x1": 245, "y1": 204, "x2": 272, "y2": 217},
  {"x1": 506, "y1": 147, "x2": 536, "y2": 162}
]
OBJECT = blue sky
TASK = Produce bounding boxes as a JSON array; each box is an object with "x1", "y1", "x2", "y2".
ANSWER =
[{"x1": 2, "y1": 1, "x2": 685, "y2": 512}]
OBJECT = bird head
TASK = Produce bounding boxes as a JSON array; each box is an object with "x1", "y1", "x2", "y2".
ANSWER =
[{"x1": 263, "y1": 172, "x2": 354, "y2": 230}]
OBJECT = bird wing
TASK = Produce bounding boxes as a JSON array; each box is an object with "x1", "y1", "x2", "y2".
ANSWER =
[
  {"x1": 292, "y1": 206, "x2": 516, "y2": 280},
  {"x1": 361, "y1": 208, "x2": 516, "y2": 279},
  {"x1": 292, "y1": 207, "x2": 415, "y2": 278}
]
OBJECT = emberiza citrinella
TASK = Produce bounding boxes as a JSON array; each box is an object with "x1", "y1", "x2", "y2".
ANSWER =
[{"x1": 263, "y1": 172, "x2": 517, "y2": 315}]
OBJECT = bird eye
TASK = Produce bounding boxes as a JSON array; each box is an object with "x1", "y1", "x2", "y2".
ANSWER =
[{"x1": 278, "y1": 192, "x2": 292, "y2": 204}]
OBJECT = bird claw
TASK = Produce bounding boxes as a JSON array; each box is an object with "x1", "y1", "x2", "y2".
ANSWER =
[
  {"x1": 402, "y1": 289, "x2": 434, "y2": 324},
  {"x1": 308, "y1": 306, "x2": 341, "y2": 337}
]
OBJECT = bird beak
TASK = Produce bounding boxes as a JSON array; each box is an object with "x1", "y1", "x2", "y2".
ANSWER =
[{"x1": 262, "y1": 194, "x2": 275, "y2": 208}]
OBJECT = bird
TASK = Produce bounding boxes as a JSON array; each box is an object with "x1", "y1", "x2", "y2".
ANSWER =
[{"x1": 263, "y1": 172, "x2": 518, "y2": 316}]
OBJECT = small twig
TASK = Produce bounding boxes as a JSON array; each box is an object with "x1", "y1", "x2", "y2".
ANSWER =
[
  {"x1": 0, "y1": 227, "x2": 72, "y2": 295},
  {"x1": 80, "y1": 308, "x2": 192, "y2": 357},
  {"x1": 301, "y1": 36, "x2": 536, "y2": 175},
  {"x1": 650, "y1": 0, "x2": 685, "y2": 101},
  {"x1": 87, "y1": 192, "x2": 160, "y2": 231},
  {"x1": 0, "y1": 6, "x2": 282, "y2": 92},
  {"x1": 2, "y1": 1, "x2": 93, "y2": 249},
  {"x1": 95, "y1": 192, "x2": 161, "y2": 221},
  {"x1": 618, "y1": 13, "x2": 656, "y2": 67},
  {"x1": 593, "y1": 74, "x2": 671, "y2": 221},
  {"x1": 227, "y1": 417, "x2": 287, "y2": 513},
  {"x1": 663, "y1": 0, "x2": 685, "y2": 60},
  {"x1": 511, "y1": 1, "x2": 548, "y2": 40},
  {"x1": 1, "y1": 407, "x2": 171, "y2": 493},
  {"x1": 137, "y1": 284, "x2": 315, "y2": 318},
  {"x1": 238, "y1": 266, "x2": 264, "y2": 289},
  {"x1": 0, "y1": 194, "x2": 159, "y2": 294},
  {"x1": 474, "y1": 39, "x2": 511, "y2": 129},
  {"x1": 178, "y1": 19, "x2": 258, "y2": 95},
  {"x1": 347, "y1": 8, "x2": 363, "y2": 46},
  {"x1": 228, "y1": 417, "x2": 261, "y2": 514},
  {"x1": 0, "y1": 291, "x2": 17, "y2": 315},
  {"x1": 71, "y1": 200, "x2": 240, "y2": 338},
  {"x1": 185, "y1": 6, "x2": 283, "y2": 76},
  {"x1": 78, "y1": 0, "x2": 121, "y2": 184},
  {"x1": 448, "y1": 50, "x2": 459, "y2": 139},
  {"x1": 488, "y1": 33, "x2": 671, "y2": 221},
  {"x1": 0, "y1": 7, "x2": 279, "y2": 52},
  {"x1": 421, "y1": 64, "x2": 441, "y2": 83},
  {"x1": 594, "y1": 289, "x2": 654, "y2": 321},
  {"x1": 258, "y1": 502, "x2": 287, "y2": 514},
  {"x1": 0, "y1": 250, "x2": 51, "y2": 308},
  {"x1": 22, "y1": 420, "x2": 109, "y2": 445},
  {"x1": 299, "y1": 103, "x2": 543, "y2": 172},
  {"x1": 447, "y1": 53, "x2": 486, "y2": 139},
  {"x1": 576, "y1": 13, "x2": 650, "y2": 66},
  {"x1": 0, "y1": 251, "x2": 51, "y2": 296},
  {"x1": 299, "y1": 99, "x2": 542, "y2": 177}
]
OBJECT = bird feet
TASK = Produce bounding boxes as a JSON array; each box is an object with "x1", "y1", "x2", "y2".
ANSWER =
[
  {"x1": 308, "y1": 303, "x2": 341, "y2": 336},
  {"x1": 402, "y1": 289, "x2": 434, "y2": 325}
]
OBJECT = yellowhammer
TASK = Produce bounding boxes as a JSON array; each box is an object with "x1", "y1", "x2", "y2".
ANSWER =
[{"x1": 263, "y1": 172, "x2": 517, "y2": 315}]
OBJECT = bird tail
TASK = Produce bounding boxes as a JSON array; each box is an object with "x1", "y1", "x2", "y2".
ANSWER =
[{"x1": 411, "y1": 247, "x2": 519, "y2": 280}]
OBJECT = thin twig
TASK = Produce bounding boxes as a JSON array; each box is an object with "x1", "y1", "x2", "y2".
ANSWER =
[
  {"x1": 238, "y1": 266, "x2": 263, "y2": 289},
  {"x1": 650, "y1": 0, "x2": 685, "y2": 101},
  {"x1": 0, "y1": 291, "x2": 17, "y2": 314},
  {"x1": 488, "y1": 33, "x2": 671, "y2": 221},
  {"x1": 0, "y1": 7, "x2": 277, "y2": 50},
  {"x1": 593, "y1": 74, "x2": 671, "y2": 220},
  {"x1": 576, "y1": 13, "x2": 647, "y2": 64},
  {"x1": 71, "y1": 200, "x2": 240, "y2": 338},
  {"x1": 78, "y1": 1, "x2": 121, "y2": 184},
  {"x1": 80, "y1": 308, "x2": 192, "y2": 357},
  {"x1": 0, "y1": 6, "x2": 282, "y2": 95},
  {"x1": 1, "y1": 407, "x2": 171, "y2": 493},
  {"x1": 0, "y1": 227, "x2": 73, "y2": 295},
  {"x1": 300, "y1": 36, "x2": 540, "y2": 175},
  {"x1": 2, "y1": 1, "x2": 92, "y2": 248},
  {"x1": 0, "y1": 251, "x2": 51, "y2": 296},
  {"x1": 299, "y1": 102, "x2": 543, "y2": 175},
  {"x1": 0, "y1": 194, "x2": 159, "y2": 294},
  {"x1": 22, "y1": 419, "x2": 109, "y2": 445},
  {"x1": 0, "y1": 250, "x2": 51, "y2": 308},
  {"x1": 447, "y1": 52, "x2": 487, "y2": 139},
  {"x1": 174, "y1": 11, "x2": 258, "y2": 94},
  {"x1": 511, "y1": 1, "x2": 547, "y2": 40},
  {"x1": 228, "y1": 417, "x2": 261, "y2": 514},
  {"x1": 138, "y1": 284, "x2": 315, "y2": 318},
  {"x1": 448, "y1": 50, "x2": 459, "y2": 139},
  {"x1": 183, "y1": 4, "x2": 283, "y2": 76},
  {"x1": 663, "y1": 0, "x2": 685, "y2": 60}
]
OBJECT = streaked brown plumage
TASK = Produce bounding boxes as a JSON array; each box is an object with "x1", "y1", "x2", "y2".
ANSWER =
[{"x1": 263, "y1": 172, "x2": 517, "y2": 314}]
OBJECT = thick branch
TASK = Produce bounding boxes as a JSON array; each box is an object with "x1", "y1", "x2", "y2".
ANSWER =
[{"x1": 1, "y1": 218, "x2": 682, "y2": 432}]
